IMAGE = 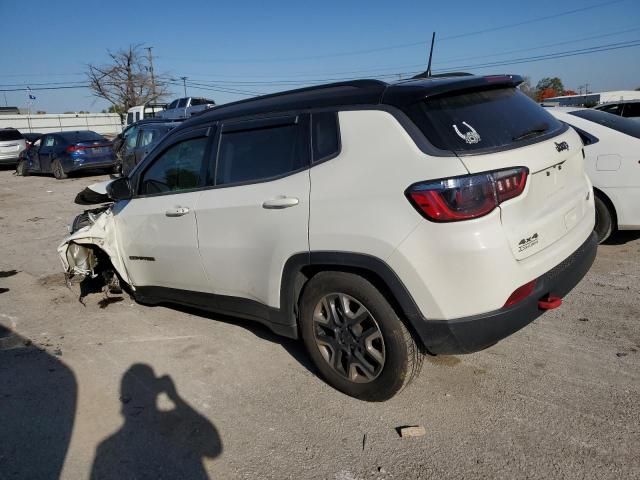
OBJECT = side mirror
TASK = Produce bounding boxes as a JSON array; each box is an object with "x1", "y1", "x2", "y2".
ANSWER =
[{"x1": 106, "y1": 177, "x2": 133, "y2": 201}]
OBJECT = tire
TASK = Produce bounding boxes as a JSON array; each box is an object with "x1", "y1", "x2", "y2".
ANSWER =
[
  {"x1": 594, "y1": 195, "x2": 614, "y2": 243},
  {"x1": 52, "y1": 159, "x2": 68, "y2": 180},
  {"x1": 299, "y1": 271, "x2": 423, "y2": 401},
  {"x1": 16, "y1": 160, "x2": 28, "y2": 176}
]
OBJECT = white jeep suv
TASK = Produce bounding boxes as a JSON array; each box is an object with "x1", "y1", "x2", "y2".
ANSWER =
[{"x1": 59, "y1": 75, "x2": 597, "y2": 401}]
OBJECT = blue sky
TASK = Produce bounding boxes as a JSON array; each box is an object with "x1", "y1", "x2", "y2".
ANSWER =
[{"x1": 1, "y1": 0, "x2": 639, "y2": 113}]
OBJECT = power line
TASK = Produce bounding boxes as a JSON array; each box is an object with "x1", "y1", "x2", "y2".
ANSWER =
[
  {"x1": 158, "y1": 0, "x2": 627, "y2": 64},
  {"x1": 164, "y1": 24, "x2": 640, "y2": 84}
]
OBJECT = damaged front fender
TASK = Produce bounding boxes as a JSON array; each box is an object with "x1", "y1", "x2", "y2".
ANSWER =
[{"x1": 57, "y1": 206, "x2": 131, "y2": 286}]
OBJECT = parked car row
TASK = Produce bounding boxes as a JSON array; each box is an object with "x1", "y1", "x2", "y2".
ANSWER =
[{"x1": 16, "y1": 130, "x2": 115, "y2": 179}]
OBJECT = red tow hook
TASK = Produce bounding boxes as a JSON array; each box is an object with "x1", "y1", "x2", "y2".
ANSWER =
[{"x1": 538, "y1": 295, "x2": 562, "y2": 310}]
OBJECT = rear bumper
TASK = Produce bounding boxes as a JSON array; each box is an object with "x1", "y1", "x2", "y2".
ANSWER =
[
  {"x1": 66, "y1": 159, "x2": 115, "y2": 172},
  {"x1": 416, "y1": 231, "x2": 598, "y2": 354},
  {"x1": 0, "y1": 155, "x2": 20, "y2": 164}
]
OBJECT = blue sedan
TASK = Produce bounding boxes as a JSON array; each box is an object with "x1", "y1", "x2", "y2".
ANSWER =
[{"x1": 16, "y1": 130, "x2": 116, "y2": 179}]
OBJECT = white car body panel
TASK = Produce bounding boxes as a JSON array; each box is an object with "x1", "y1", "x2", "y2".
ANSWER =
[
  {"x1": 196, "y1": 170, "x2": 310, "y2": 307},
  {"x1": 548, "y1": 108, "x2": 640, "y2": 229},
  {"x1": 115, "y1": 192, "x2": 211, "y2": 292}
]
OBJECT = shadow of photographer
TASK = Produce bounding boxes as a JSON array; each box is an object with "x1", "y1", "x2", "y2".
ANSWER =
[{"x1": 90, "y1": 363, "x2": 222, "y2": 480}]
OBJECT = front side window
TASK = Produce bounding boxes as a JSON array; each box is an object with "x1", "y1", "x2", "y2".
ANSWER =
[
  {"x1": 140, "y1": 137, "x2": 208, "y2": 194},
  {"x1": 406, "y1": 88, "x2": 564, "y2": 153},
  {"x1": 44, "y1": 136, "x2": 55, "y2": 147},
  {"x1": 312, "y1": 112, "x2": 340, "y2": 162},
  {"x1": 215, "y1": 121, "x2": 305, "y2": 185},
  {"x1": 124, "y1": 127, "x2": 139, "y2": 149},
  {"x1": 168, "y1": 100, "x2": 179, "y2": 109}
]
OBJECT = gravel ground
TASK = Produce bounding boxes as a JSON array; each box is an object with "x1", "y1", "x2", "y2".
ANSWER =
[{"x1": 0, "y1": 167, "x2": 639, "y2": 480}]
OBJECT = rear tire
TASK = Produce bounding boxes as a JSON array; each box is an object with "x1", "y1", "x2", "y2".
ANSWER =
[
  {"x1": 16, "y1": 160, "x2": 28, "y2": 176},
  {"x1": 52, "y1": 159, "x2": 68, "y2": 180},
  {"x1": 594, "y1": 195, "x2": 614, "y2": 243},
  {"x1": 299, "y1": 271, "x2": 423, "y2": 401}
]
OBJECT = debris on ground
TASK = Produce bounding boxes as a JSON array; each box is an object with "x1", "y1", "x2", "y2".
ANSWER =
[{"x1": 397, "y1": 425, "x2": 426, "y2": 438}]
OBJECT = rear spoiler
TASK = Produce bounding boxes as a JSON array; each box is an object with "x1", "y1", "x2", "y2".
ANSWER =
[{"x1": 383, "y1": 74, "x2": 524, "y2": 106}]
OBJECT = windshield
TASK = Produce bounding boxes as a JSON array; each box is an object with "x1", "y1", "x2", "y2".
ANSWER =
[
  {"x1": 569, "y1": 109, "x2": 640, "y2": 139},
  {"x1": 406, "y1": 88, "x2": 564, "y2": 153}
]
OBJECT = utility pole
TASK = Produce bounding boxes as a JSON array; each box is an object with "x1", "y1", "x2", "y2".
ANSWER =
[
  {"x1": 145, "y1": 46, "x2": 156, "y2": 100},
  {"x1": 180, "y1": 76, "x2": 188, "y2": 97}
]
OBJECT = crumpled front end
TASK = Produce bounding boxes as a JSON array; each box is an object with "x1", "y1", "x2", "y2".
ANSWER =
[{"x1": 57, "y1": 206, "x2": 131, "y2": 287}]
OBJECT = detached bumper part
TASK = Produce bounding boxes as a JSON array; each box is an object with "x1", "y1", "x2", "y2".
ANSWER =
[{"x1": 417, "y1": 231, "x2": 598, "y2": 354}]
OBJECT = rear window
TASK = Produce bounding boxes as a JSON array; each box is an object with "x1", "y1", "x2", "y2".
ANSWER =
[
  {"x1": 0, "y1": 129, "x2": 24, "y2": 141},
  {"x1": 406, "y1": 88, "x2": 564, "y2": 153},
  {"x1": 569, "y1": 110, "x2": 640, "y2": 139},
  {"x1": 61, "y1": 131, "x2": 105, "y2": 143}
]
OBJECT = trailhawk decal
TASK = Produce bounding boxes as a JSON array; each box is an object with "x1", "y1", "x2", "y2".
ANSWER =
[
  {"x1": 518, "y1": 233, "x2": 539, "y2": 252},
  {"x1": 555, "y1": 141, "x2": 569, "y2": 152}
]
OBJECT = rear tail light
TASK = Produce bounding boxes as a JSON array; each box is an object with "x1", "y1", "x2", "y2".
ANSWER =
[
  {"x1": 407, "y1": 167, "x2": 528, "y2": 222},
  {"x1": 504, "y1": 279, "x2": 536, "y2": 307},
  {"x1": 66, "y1": 145, "x2": 86, "y2": 153}
]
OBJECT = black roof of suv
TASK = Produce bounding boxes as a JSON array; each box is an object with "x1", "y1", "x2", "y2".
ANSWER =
[{"x1": 176, "y1": 74, "x2": 524, "y2": 134}]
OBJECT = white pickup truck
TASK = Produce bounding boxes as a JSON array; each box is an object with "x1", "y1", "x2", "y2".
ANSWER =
[{"x1": 156, "y1": 97, "x2": 216, "y2": 120}]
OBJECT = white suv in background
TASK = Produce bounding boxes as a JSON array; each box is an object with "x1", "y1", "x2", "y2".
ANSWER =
[
  {"x1": 0, "y1": 128, "x2": 27, "y2": 166},
  {"x1": 59, "y1": 75, "x2": 597, "y2": 401}
]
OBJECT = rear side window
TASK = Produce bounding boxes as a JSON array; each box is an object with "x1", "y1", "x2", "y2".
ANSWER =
[
  {"x1": 215, "y1": 120, "x2": 306, "y2": 185},
  {"x1": 312, "y1": 112, "x2": 340, "y2": 162},
  {"x1": 406, "y1": 88, "x2": 564, "y2": 153},
  {"x1": 0, "y1": 129, "x2": 23, "y2": 141},
  {"x1": 178, "y1": 98, "x2": 188, "y2": 108},
  {"x1": 597, "y1": 103, "x2": 622, "y2": 115},
  {"x1": 139, "y1": 129, "x2": 156, "y2": 147},
  {"x1": 126, "y1": 112, "x2": 133, "y2": 125},
  {"x1": 168, "y1": 100, "x2": 179, "y2": 109},
  {"x1": 622, "y1": 103, "x2": 640, "y2": 118},
  {"x1": 569, "y1": 110, "x2": 640, "y2": 139},
  {"x1": 140, "y1": 137, "x2": 208, "y2": 194}
]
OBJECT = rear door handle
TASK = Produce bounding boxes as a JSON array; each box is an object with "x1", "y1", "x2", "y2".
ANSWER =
[
  {"x1": 262, "y1": 196, "x2": 299, "y2": 209},
  {"x1": 165, "y1": 207, "x2": 190, "y2": 217}
]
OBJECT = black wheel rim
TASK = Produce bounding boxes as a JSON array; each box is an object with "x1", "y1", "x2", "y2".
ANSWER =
[{"x1": 313, "y1": 293, "x2": 385, "y2": 383}]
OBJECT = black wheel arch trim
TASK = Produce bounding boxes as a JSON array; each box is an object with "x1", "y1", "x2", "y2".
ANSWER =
[{"x1": 280, "y1": 251, "x2": 425, "y2": 339}]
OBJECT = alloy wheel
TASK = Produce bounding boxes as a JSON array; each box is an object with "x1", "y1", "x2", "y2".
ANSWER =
[{"x1": 312, "y1": 293, "x2": 385, "y2": 383}]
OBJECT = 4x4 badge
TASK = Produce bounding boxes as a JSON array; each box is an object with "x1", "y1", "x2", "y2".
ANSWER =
[
  {"x1": 518, "y1": 233, "x2": 539, "y2": 252},
  {"x1": 555, "y1": 141, "x2": 569, "y2": 152},
  {"x1": 453, "y1": 122, "x2": 481, "y2": 144}
]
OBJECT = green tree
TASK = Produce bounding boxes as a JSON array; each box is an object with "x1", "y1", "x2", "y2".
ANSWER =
[{"x1": 535, "y1": 77, "x2": 564, "y2": 97}]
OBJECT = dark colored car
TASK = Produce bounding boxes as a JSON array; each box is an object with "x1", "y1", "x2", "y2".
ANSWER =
[
  {"x1": 114, "y1": 118, "x2": 182, "y2": 175},
  {"x1": 16, "y1": 130, "x2": 115, "y2": 179},
  {"x1": 23, "y1": 132, "x2": 43, "y2": 147}
]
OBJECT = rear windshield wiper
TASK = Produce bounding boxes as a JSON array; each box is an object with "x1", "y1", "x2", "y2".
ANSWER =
[{"x1": 512, "y1": 123, "x2": 549, "y2": 141}]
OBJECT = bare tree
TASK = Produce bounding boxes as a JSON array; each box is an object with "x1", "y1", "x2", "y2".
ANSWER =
[{"x1": 87, "y1": 45, "x2": 168, "y2": 116}]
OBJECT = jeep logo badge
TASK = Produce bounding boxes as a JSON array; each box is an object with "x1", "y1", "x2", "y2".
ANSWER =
[{"x1": 555, "y1": 141, "x2": 569, "y2": 152}]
